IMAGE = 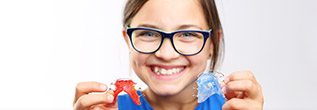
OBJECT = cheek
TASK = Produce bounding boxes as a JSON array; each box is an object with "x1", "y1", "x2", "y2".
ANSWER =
[
  {"x1": 188, "y1": 55, "x2": 208, "y2": 71},
  {"x1": 187, "y1": 52, "x2": 209, "y2": 72},
  {"x1": 130, "y1": 52, "x2": 149, "y2": 73},
  {"x1": 188, "y1": 40, "x2": 213, "y2": 72}
]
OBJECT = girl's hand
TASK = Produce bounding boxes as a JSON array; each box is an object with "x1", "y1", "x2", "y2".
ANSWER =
[
  {"x1": 73, "y1": 81, "x2": 118, "y2": 110},
  {"x1": 222, "y1": 71, "x2": 264, "y2": 110}
]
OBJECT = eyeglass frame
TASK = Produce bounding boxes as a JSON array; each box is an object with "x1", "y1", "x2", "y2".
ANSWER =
[{"x1": 126, "y1": 27, "x2": 213, "y2": 56}]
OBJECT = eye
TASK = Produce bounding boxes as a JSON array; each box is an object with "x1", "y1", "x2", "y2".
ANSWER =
[
  {"x1": 134, "y1": 30, "x2": 161, "y2": 42},
  {"x1": 179, "y1": 32, "x2": 200, "y2": 40},
  {"x1": 181, "y1": 32, "x2": 198, "y2": 38},
  {"x1": 175, "y1": 31, "x2": 203, "y2": 42},
  {"x1": 138, "y1": 31, "x2": 157, "y2": 37}
]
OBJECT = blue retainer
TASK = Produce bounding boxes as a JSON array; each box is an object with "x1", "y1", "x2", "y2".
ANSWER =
[{"x1": 196, "y1": 71, "x2": 224, "y2": 103}]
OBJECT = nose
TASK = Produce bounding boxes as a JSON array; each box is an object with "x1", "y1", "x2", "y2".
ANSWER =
[{"x1": 154, "y1": 38, "x2": 180, "y2": 61}]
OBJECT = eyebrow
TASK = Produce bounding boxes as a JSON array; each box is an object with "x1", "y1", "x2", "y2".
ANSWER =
[
  {"x1": 178, "y1": 24, "x2": 203, "y2": 30},
  {"x1": 135, "y1": 24, "x2": 204, "y2": 30},
  {"x1": 135, "y1": 24, "x2": 160, "y2": 29}
]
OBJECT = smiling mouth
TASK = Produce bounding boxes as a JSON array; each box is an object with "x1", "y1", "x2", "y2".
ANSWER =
[{"x1": 150, "y1": 66, "x2": 186, "y2": 76}]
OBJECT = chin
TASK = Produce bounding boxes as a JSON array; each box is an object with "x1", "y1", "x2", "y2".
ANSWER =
[{"x1": 149, "y1": 84, "x2": 184, "y2": 96}]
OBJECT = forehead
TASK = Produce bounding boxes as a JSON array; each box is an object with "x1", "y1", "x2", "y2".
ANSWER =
[{"x1": 130, "y1": 0, "x2": 208, "y2": 31}]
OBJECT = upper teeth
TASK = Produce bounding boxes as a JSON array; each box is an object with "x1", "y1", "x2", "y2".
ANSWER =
[{"x1": 153, "y1": 67, "x2": 183, "y2": 75}]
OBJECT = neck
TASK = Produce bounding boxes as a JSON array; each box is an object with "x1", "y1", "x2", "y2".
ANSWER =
[{"x1": 143, "y1": 82, "x2": 198, "y2": 110}]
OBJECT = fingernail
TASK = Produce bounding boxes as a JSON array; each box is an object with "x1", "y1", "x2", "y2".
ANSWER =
[
  {"x1": 222, "y1": 87, "x2": 227, "y2": 94},
  {"x1": 100, "y1": 85, "x2": 107, "y2": 91},
  {"x1": 224, "y1": 78, "x2": 229, "y2": 83},
  {"x1": 220, "y1": 81, "x2": 225, "y2": 87},
  {"x1": 107, "y1": 94, "x2": 114, "y2": 100}
]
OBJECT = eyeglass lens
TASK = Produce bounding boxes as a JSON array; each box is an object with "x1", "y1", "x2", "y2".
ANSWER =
[{"x1": 130, "y1": 29, "x2": 206, "y2": 55}]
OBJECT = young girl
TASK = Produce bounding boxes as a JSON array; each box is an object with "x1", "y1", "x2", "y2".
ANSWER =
[{"x1": 73, "y1": 0, "x2": 264, "y2": 109}]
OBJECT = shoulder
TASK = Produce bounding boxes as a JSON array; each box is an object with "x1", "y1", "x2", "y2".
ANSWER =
[
  {"x1": 118, "y1": 94, "x2": 132, "y2": 109},
  {"x1": 118, "y1": 91, "x2": 153, "y2": 110},
  {"x1": 118, "y1": 91, "x2": 224, "y2": 110}
]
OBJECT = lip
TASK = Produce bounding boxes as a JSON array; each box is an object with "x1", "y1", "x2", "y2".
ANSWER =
[{"x1": 147, "y1": 65, "x2": 187, "y2": 81}]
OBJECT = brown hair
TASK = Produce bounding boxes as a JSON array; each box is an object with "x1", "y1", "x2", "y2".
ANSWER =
[{"x1": 123, "y1": 0, "x2": 224, "y2": 71}]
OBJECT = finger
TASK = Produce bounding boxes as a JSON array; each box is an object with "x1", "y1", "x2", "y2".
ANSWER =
[
  {"x1": 225, "y1": 70, "x2": 257, "y2": 83},
  {"x1": 106, "y1": 90, "x2": 114, "y2": 95},
  {"x1": 74, "y1": 82, "x2": 108, "y2": 105},
  {"x1": 104, "y1": 90, "x2": 118, "y2": 108},
  {"x1": 222, "y1": 98, "x2": 249, "y2": 110},
  {"x1": 89, "y1": 105, "x2": 118, "y2": 110},
  {"x1": 89, "y1": 105, "x2": 106, "y2": 110},
  {"x1": 220, "y1": 81, "x2": 225, "y2": 88},
  {"x1": 74, "y1": 93, "x2": 115, "y2": 110},
  {"x1": 90, "y1": 91, "x2": 118, "y2": 110},
  {"x1": 225, "y1": 80, "x2": 259, "y2": 99},
  {"x1": 224, "y1": 90, "x2": 244, "y2": 100}
]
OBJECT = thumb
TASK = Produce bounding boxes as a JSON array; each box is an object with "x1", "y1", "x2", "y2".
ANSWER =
[{"x1": 104, "y1": 91, "x2": 118, "y2": 108}]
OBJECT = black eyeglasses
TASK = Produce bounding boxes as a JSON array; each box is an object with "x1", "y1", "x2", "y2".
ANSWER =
[{"x1": 126, "y1": 27, "x2": 212, "y2": 56}]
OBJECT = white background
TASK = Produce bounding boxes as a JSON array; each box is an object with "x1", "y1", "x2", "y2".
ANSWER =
[{"x1": 0, "y1": 0, "x2": 316, "y2": 109}]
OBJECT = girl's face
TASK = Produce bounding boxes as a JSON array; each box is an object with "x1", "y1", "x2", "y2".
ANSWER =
[{"x1": 124, "y1": 0, "x2": 213, "y2": 96}]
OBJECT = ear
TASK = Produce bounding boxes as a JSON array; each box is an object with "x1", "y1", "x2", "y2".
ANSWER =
[{"x1": 122, "y1": 27, "x2": 130, "y2": 48}]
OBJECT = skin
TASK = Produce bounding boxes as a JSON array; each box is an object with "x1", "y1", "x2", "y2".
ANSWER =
[
  {"x1": 124, "y1": 0, "x2": 210, "y2": 109},
  {"x1": 73, "y1": 0, "x2": 264, "y2": 110}
]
